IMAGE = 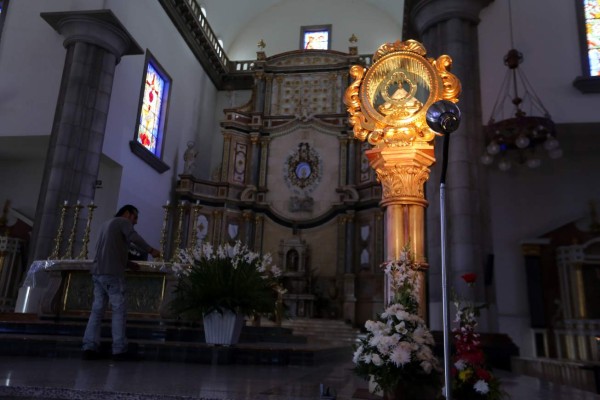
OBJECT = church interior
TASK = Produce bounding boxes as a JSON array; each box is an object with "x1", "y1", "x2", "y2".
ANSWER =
[{"x1": 0, "y1": 0, "x2": 600, "y2": 398}]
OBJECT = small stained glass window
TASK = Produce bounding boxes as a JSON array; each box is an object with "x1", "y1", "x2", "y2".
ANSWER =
[
  {"x1": 301, "y1": 25, "x2": 331, "y2": 50},
  {"x1": 137, "y1": 63, "x2": 166, "y2": 156},
  {"x1": 584, "y1": 0, "x2": 600, "y2": 76},
  {"x1": 130, "y1": 51, "x2": 171, "y2": 173}
]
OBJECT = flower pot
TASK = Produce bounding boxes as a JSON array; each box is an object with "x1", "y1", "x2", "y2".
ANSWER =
[
  {"x1": 368, "y1": 375, "x2": 383, "y2": 397},
  {"x1": 202, "y1": 310, "x2": 245, "y2": 345}
]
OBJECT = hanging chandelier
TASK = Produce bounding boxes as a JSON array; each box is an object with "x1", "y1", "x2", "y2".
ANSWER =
[{"x1": 480, "y1": 1, "x2": 562, "y2": 171}]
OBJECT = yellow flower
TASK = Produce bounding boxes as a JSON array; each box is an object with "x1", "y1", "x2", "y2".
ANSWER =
[{"x1": 458, "y1": 368, "x2": 473, "y2": 382}]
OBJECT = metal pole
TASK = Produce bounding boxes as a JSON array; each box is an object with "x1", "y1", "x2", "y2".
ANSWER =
[
  {"x1": 440, "y1": 181, "x2": 452, "y2": 400},
  {"x1": 425, "y1": 100, "x2": 461, "y2": 400}
]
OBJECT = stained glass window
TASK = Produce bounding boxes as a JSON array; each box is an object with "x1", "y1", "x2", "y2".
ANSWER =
[
  {"x1": 137, "y1": 64, "x2": 166, "y2": 156},
  {"x1": 584, "y1": 0, "x2": 600, "y2": 76},
  {"x1": 130, "y1": 52, "x2": 171, "y2": 173},
  {"x1": 301, "y1": 25, "x2": 331, "y2": 50}
]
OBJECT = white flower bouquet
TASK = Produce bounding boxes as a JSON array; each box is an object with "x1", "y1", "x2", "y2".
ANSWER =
[
  {"x1": 353, "y1": 246, "x2": 442, "y2": 398},
  {"x1": 170, "y1": 240, "x2": 282, "y2": 320}
]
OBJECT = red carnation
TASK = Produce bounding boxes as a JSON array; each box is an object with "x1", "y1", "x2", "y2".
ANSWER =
[
  {"x1": 461, "y1": 273, "x2": 477, "y2": 285},
  {"x1": 476, "y1": 367, "x2": 492, "y2": 381}
]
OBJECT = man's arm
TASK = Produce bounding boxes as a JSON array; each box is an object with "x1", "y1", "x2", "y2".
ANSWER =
[{"x1": 122, "y1": 221, "x2": 161, "y2": 259}]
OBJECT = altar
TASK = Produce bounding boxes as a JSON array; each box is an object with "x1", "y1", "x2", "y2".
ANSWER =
[{"x1": 15, "y1": 259, "x2": 183, "y2": 319}]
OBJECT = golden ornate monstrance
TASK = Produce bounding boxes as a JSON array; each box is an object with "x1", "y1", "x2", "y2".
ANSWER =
[{"x1": 344, "y1": 39, "x2": 461, "y2": 315}]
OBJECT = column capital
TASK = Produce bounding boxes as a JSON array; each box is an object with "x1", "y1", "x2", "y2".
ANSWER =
[
  {"x1": 410, "y1": 0, "x2": 493, "y2": 36},
  {"x1": 366, "y1": 145, "x2": 435, "y2": 205},
  {"x1": 41, "y1": 10, "x2": 143, "y2": 61}
]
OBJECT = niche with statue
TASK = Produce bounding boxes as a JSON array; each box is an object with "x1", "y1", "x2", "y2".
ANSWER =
[{"x1": 279, "y1": 237, "x2": 315, "y2": 317}]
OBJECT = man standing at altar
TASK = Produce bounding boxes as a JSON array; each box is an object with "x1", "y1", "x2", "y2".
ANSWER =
[{"x1": 82, "y1": 204, "x2": 161, "y2": 361}]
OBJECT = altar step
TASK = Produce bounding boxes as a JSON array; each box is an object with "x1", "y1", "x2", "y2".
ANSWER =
[
  {"x1": 0, "y1": 313, "x2": 352, "y2": 366},
  {"x1": 268, "y1": 318, "x2": 361, "y2": 345}
]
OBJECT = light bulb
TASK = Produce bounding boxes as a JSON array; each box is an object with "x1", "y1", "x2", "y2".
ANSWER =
[
  {"x1": 526, "y1": 158, "x2": 541, "y2": 168},
  {"x1": 543, "y1": 137, "x2": 559, "y2": 151},
  {"x1": 498, "y1": 159, "x2": 511, "y2": 171},
  {"x1": 515, "y1": 135, "x2": 530, "y2": 149},
  {"x1": 487, "y1": 141, "x2": 501, "y2": 155},
  {"x1": 549, "y1": 148, "x2": 563, "y2": 159},
  {"x1": 480, "y1": 153, "x2": 494, "y2": 165}
]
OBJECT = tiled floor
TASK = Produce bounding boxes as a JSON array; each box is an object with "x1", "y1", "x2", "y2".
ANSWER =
[{"x1": 0, "y1": 355, "x2": 599, "y2": 400}]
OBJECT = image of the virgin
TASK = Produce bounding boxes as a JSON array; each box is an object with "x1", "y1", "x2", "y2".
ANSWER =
[{"x1": 376, "y1": 72, "x2": 423, "y2": 118}]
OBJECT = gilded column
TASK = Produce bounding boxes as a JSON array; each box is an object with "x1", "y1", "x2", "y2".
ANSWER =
[
  {"x1": 220, "y1": 133, "x2": 233, "y2": 182},
  {"x1": 249, "y1": 132, "x2": 260, "y2": 187},
  {"x1": 347, "y1": 135, "x2": 357, "y2": 186},
  {"x1": 344, "y1": 40, "x2": 461, "y2": 317},
  {"x1": 339, "y1": 137, "x2": 349, "y2": 186},
  {"x1": 211, "y1": 210, "x2": 224, "y2": 245},
  {"x1": 258, "y1": 137, "x2": 270, "y2": 189},
  {"x1": 242, "y1": 210, "x2": 255, "y2": 247},
  {"x1": 254, "y1": 215, "x2": 265, "y2": 252}
]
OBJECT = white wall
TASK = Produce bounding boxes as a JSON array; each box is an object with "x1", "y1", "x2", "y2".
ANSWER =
[
  {"x1": 478, "y1": 0, "x2": 600, "y2": 124},
  {"x1": 0, "y1": 159, "x2": 44, "y2": 219},
  {"x1": 478, "y1": 0, "x2": 600, "y2": 357},
  {"x1": 226, "y1": 0, "x2": 403, "y2": 60},
  {"x1": 0, "y1": 0, "x2": 220, "y2": 248}
]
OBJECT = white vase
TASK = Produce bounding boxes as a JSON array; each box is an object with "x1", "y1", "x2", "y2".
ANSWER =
[
  {"x1": 368, "y1": 375, "x2": 384, "y2": 397},
  {"x1": 202, "y1": 310, "x2": 245, "y2": 345}
]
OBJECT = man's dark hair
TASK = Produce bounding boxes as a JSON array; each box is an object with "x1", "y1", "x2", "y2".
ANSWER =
[{"x1": 115, "y1": 204, "x2": 138, "y2": 217}]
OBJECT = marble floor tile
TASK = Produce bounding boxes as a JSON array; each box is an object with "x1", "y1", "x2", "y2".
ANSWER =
[{"x1": 0, "y1": 356, "x2": 598, "y2": 399}]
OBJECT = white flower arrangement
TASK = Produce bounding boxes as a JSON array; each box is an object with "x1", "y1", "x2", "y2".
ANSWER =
[
  {"x1": 170, "y1": 240, "x2": 282, "y2": 319},
  {"x1": 353, "y1": 246, "x2": 442, "y2": 397},
  {"x1": 174, "y1": 241, "x2": 282, "y2": 279}
]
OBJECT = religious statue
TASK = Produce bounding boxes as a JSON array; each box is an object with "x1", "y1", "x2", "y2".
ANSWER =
[
  {"x1": 183, "y1": 141, "x2": 197, "y2": 174},
  {"x1": 377, "y1": 72, "x2": 423, "y2": 119}
]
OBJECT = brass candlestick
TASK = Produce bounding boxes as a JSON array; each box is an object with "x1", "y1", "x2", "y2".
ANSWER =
[
  {"x1": 171, "y1": 202, "x2": 186, "y2": 262},
  {"x1": 188, "y1": 202, "x2": 202, "y2": 253},
  {"x1": 49, "y1": 202, "x2": 70, "y2": 260},
  {"x1": 158, "y1": 203, "x2": 171, "y2": 261},
  {"x1": 64, "y1": 202, "x2": 83, "y2": 259},
  {"x1": 78, "y1": 202, "x2": 97, "y2": 260}
]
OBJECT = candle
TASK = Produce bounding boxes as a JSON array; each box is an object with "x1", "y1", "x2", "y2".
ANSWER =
[
  {"x1": 90, "y1": 201, "x2": 94, "y2": 206},
  {"x1": 77, "y1": 200, "x2": 81, "y2": 205},
  {"x1": 166, "y1": 200, "x2": 170, "y2": 206},
  {"x1": 196, "y1": 200, "x2": 200, "y2": 205},
  {"x1": 64, "y1": 200, "x2": 68, "y2": 206}
]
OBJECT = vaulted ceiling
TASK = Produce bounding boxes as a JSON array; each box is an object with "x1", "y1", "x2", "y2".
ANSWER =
[{"x1": 201, "y1": 0, "x2": 406, "y2": 53}]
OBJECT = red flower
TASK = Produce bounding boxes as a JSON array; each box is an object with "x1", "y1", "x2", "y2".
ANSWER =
[
  {"x1": 476, "y1": 367, "x2": 492, "y2": 381},
  {"x1": 463, "y1": 351, "x2": 484, "y2": 365},
  {"x1": 461, "y1": 273, "x2": 477, "y2": 284}
]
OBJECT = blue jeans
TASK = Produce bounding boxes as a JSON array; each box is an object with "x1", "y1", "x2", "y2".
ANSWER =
[{"x1": 82, "y1": 275, "x2": 128, "y2": 354}]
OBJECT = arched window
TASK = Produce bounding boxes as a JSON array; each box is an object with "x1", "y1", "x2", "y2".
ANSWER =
[
  {"x1": 129, "y1": 50, "x2": 171, "y2": 173},
  {"x1": 574, "y1": 0, "x2": 600, "y2": 93}
]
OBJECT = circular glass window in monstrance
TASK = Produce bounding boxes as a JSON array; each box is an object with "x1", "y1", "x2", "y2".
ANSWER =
[{"x1": 360, "y1": 51, "x2": 440, "y2": 129}]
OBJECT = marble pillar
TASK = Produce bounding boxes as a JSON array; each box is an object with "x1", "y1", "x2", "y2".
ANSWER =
[
  {"x1": 409, "y1": 0, "x2": 495, "y2": 330},
  {"x1": 29, "y1": 11, "x2": 142, "y2": 263}
]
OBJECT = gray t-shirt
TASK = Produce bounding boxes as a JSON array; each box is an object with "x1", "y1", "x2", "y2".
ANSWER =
[{"x1": 91, "y1": 216, "x2": 152, "y2": 276}]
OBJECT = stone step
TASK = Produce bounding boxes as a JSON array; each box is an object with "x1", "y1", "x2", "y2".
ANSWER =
[{"x1": 275, "y1": 318, "x2": 361, "y2": 344}]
